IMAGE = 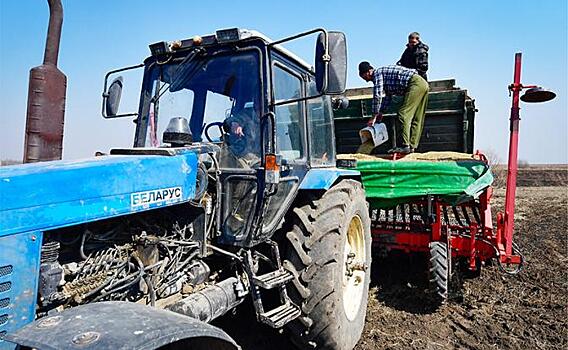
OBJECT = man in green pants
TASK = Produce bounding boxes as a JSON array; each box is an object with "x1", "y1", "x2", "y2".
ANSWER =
[{"x1": 358, "y1": 61, "x2": 429, "y2": 154}]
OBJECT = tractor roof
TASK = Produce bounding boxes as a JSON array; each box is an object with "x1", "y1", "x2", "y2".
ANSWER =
[{"x1": 149, "y1": 28, "x2": 313, "y2": 72}]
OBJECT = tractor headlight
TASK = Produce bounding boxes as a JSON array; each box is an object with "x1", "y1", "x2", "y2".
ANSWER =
[
  {"x1": 215, "y1": 28, "x2": 241, "y2": 43},
  {"x1": 149, "y1": 41, "x2": 170, "y2": 56}
]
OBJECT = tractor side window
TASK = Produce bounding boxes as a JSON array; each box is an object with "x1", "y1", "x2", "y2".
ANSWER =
[
  {"x1": 273, "y1": 65, "x2": 304, "y2": 161},
  {"x1": 307, "y1": 80, "x2": 335, "y2": 166}
]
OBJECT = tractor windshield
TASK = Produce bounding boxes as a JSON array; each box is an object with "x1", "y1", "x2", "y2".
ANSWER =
[{"x1": 142, "y1": 51, "x2": 261, "y2": 156}]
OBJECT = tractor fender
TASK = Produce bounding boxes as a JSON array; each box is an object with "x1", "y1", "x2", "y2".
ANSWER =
[
  {"x1": 298, "y1": 168, "x2": 360, "y2": 190},
  {"x1": 2, "y1": 301, "x2": 239, "y2": 350}
]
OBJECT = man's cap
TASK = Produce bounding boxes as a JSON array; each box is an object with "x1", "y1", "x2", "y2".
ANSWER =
[
  {"x1": 358, "y1": 61, "x2": 373, "y2": 75},
  {"x1": 408, "y1": 31, "x2": 420, "y2": 39}
]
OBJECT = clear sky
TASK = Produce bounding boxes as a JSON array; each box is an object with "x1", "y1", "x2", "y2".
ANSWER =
[{"x1": 1, "y1": 0, "x2": 566, "y2": 163}]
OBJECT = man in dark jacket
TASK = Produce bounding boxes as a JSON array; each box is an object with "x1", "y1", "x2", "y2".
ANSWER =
[{"x1": 397, "y1": 32, "x2": 429, "y2": 80}]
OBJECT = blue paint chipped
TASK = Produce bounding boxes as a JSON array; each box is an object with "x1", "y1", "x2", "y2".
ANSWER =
[{"x1": 0, "y1": 153, "x2": 199, "y2": 238}]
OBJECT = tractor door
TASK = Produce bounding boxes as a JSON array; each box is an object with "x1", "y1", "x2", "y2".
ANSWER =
[
  {"x1": 257, "y1": 56, "x2": 309, "y2": 238},
  {"x1": 305, "y1": 77, "x2": 337, "y2": 167}
]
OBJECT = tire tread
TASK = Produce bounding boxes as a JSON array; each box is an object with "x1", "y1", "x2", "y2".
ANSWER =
[{"x1": 280, "y1": 180, "x2": 370, "y2": 350}]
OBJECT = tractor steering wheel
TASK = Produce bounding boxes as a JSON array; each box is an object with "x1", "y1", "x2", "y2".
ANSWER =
[{"x1": 204, "y1": 122, "x2": 225, "y2": 142}]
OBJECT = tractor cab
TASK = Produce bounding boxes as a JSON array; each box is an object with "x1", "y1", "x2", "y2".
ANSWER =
[{"x1": 102, "y1": 28, "x2": 348, "y2": 247}]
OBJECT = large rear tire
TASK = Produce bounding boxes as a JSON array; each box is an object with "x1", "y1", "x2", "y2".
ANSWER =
[{"x1": 280, "y1": 180, "x2": 371, "y2": 350}]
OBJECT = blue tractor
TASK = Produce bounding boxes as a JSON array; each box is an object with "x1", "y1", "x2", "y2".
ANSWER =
[{"x1": 0, "y1": 28, "x2": 371, "y2": 349}]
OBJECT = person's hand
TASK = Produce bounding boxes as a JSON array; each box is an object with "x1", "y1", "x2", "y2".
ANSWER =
[
  {"x1": 367, "y1": 116, "x2": 376, "y2": 126},
  {"x1": 367, "y1": 113, "x2": 382, "y2": 126},
  {"x1": 231, "y1": 122, "x2": 244, "y2": 137}
]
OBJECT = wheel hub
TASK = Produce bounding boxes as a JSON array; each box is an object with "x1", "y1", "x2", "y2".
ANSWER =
[{"x1": 342, "y1": 215, "x2": 367, "y2": 321}]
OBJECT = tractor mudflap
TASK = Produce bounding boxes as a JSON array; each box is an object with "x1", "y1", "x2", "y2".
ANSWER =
[{"x1": 2, "y1": 301, "x2": 239, "y2": 350}]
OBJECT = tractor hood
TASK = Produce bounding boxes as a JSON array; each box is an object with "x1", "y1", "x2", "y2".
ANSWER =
[{"x1": 0, "y1": 150, "x2": 199, "y2": 237}]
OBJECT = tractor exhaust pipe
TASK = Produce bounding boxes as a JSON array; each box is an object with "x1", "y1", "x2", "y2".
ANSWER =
[
  {"x1": 23, "y1": 0, "x2": 67, "y2": 163},
  {"x1": 43, "y1": 0, "x2": 63, "y2": 67},
  {"x1": 167, "y1": 277, "x2": 245, "y2": 323}
]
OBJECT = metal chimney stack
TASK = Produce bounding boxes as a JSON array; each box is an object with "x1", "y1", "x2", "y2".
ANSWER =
[{"x1": 23, "y1": 0, "x2": 66, "y2": 163}]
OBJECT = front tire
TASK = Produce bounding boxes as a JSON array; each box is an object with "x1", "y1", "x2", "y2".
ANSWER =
[{"x1": 280, "y1": 180, "x2": 371, "y2": 350}]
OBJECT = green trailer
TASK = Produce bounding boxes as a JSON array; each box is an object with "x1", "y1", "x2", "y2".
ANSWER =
[{"x1": 334, "y1": 79, "x2": 477, "y2": 154}]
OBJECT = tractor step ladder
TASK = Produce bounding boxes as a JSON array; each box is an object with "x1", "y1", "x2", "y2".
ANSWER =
[
  {"x1": 259, "y1": 303, "x2": 301, "y2": 328},
  {"x1": 245, "y1": 241, "x2": 301, "y2": 328},
  {"x1": 252, "y1": 269, "x2": 294, "y2": 289}
]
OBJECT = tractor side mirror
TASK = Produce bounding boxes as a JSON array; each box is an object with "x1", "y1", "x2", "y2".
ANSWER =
[
  {"x1": 105, "y1": 77, "x2": 123, "y2": 117},
  {"x1": 101, "y1": 63, "x2": 143, "y2": 119},
  {"x1": 315, "y1": 31, "x2": 347, "y2": 95}
]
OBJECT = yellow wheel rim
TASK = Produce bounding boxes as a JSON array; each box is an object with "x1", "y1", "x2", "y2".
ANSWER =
[{"x1": 342, "y1": 214, "x2": 366, "y2": 321}]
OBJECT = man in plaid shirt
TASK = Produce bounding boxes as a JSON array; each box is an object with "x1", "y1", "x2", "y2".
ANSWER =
[{"x1": 358, "y1": 61, "x2": 429, "y2": 154}]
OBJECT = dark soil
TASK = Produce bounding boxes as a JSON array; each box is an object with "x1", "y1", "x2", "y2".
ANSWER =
[
  {"x1": 217, "y1": 182, "x2": 568, "y2": 349},
  {"x1": 355, "y1": 186, "x2": 567, "y2": 350}
]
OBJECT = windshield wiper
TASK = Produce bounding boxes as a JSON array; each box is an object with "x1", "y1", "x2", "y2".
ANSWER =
[{"x1": 151, "y1": 47, "x2": 206, "y2": 103}]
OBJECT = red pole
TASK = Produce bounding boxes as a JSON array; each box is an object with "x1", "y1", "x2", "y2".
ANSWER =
[{"x1": 503, "y1": 52, "x2": 522, "y2": 257}]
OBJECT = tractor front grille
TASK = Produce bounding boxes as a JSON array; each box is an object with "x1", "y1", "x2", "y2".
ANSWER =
[
  {"x1": 0, "y1": 265, "x2": 12, "y2": 341},
  {"x1": 0, "y1": 232, "x2": 43, "y2": 342}
]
